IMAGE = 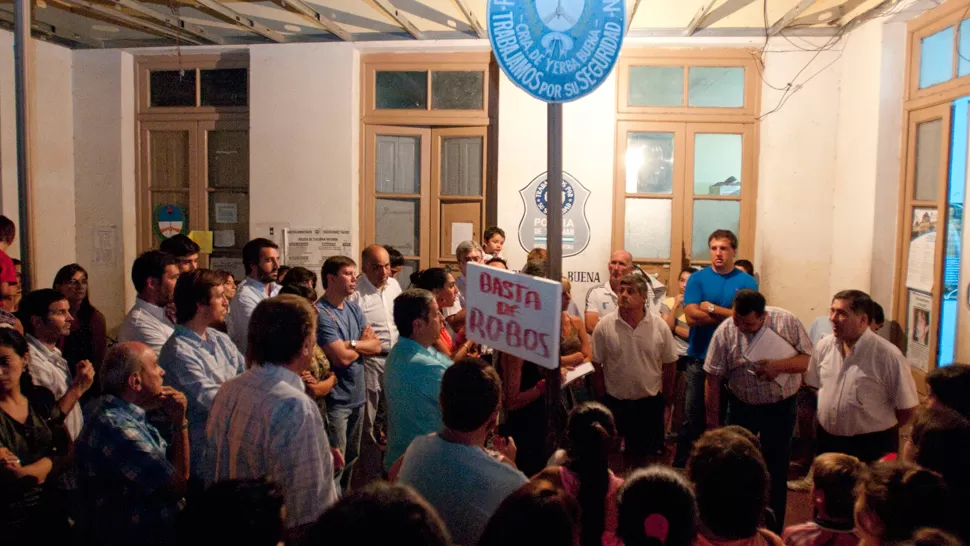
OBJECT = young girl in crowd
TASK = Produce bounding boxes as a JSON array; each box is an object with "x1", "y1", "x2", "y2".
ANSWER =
[
  {"x1": 854, "y1": 461, "x2": 953, "y2": 546},
  {"x1": 782, "y1": 453, "x2": 866, "y2": 546},
  {"x1": 617, "y1": 465, "x2": 699, "y2": 546},
  {"x1": 478, "y1": 478, "x2": 580, "y2": 546}
]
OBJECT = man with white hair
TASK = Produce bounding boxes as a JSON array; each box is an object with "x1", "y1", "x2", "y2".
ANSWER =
[{"x1": 450, "y1": 240, "x2": 483, "y2": 313}]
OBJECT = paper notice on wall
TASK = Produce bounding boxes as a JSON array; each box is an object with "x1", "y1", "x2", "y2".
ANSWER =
[
  {"x1": 214, "y1": 230, "x2": 235, "y2": 248},
  {"x1": 451, "y1": 222, "x2": 474, "y2": 255},
  {"x1": 93, "y1": 226, "x2": 116, "y2": 265},
  {"x1": 210, "y1": 256, "x2": 245, "y2": 281},
  {"x1": 251, "y1": 223, "x2": 290, "y2": 264},
  {"x1": 214, "y1": 203, "x2": 238, "y2": 224},
  {"x1": 906, "y1": 208, "x2": 937, "y2": 293},
  {"x1": 906, "y1": 290, "x2": 932, "y2": 371},
  {"x1": 284, "y1": 228, "x2": 353, "y2": 271}
]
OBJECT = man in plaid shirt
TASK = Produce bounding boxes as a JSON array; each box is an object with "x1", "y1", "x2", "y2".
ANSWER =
[
  {"x1": 76, "y1": 342, "x2": 190, "y2": 546},
  {"x1": 704, "y1": 289, "x2": 813, "y2": 532}
]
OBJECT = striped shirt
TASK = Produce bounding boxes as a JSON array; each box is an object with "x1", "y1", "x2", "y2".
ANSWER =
[
  {"x1": 704, "y1": 307, "x2": 813, "y2": 404},
  {"x1": 158, "y1": 325, "x2": 245, "y2": 477},
  {"x1": 205, "y1": 364, "x2": 338, "y2": 529}
]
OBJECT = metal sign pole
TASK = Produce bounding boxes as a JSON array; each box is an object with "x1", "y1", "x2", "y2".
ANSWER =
[
  {"x1": 14, "y1": 0, "x2": 33, "y2": 292},
  {"x1": 545, "y1": 102, "x2": 563, "y2": 456}
]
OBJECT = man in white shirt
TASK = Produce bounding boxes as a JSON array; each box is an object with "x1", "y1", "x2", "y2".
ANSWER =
[
  {"x1": 119, "y1": 250, "x2": 180, "y2": 354},
  {"x1": 591, "y1": 274, "x2": 678, "y2": 466},
  {"x1": 206, "y1": 294, "x2": 339, "y2": 542},
  {"x1": 585, "y1": 250, "x2": 665, "y2": 334},
  {"x1": 348, "y1": 245, "x2": 402, "y2": 447},
  {"x1": 805, "y1": 289, "x2": 919, "y2": 463},
  {"x1": 20, "y1": 289, "x2": 95, "y2": 438},
  {"x1": 229, "y1": 238, "x2": 281, "y2": 353}
]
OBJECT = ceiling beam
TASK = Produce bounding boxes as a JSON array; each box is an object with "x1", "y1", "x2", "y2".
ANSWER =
[
  {"x1": 684, "y1": 0, "x2": 717, "y2": 36},
  {"x1": 790, "y1": 0, "x2": 869, "y2": 27},
  {"x1": 107, "y1": 0, "x2": 224, "y2": 44},
  {"x1": 697, "y1": 0, "x2": 758, "y2": 31},
  {"x1": 52, "y1": 0, "x2": 205, "y2": 44},
  {"x1": 277, "y1": 0, "x2": 352, "y2": 40},
  {"x1": 0, "y1": 8, "x2": 101, "y2": 47},
  {"x1": 768, "y1": 0, "x2": 817, "y2": 35},
  {"x1": 626, "y1": 0, "x2": 642, "y2": 32},
  {"x1": 368, "y1": 0, "x2": 426, "y2": 39},
  {"x1": 451, "y1": 0, "x2": 484, "y2": 38},
  {"x1": 194, "y1": 0, "x2": 285, "y2": 42},
  {"x1": 839, "y1": 0, "x2": 901, "y2": 31}
]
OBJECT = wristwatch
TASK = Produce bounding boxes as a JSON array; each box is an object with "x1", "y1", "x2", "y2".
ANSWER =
[
  {"x1": 350, "y1": 339, "x2": 358, "y2": 349},
  {"x1": 707, "y1": 303, "x2": 716, "y2": 314}
]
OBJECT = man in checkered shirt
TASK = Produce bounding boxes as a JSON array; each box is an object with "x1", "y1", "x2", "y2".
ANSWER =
[{"x1": 704, "y1": 289, "x2": 813, "y2": 533}]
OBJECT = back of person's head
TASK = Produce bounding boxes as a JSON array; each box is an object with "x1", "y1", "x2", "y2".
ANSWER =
[
  {"x1": 720, "y1": 424, "x2": 761, "y2": 449},
  {"x1": 283, "y1": 266, "x2": 317, "y2": 290},
  {"x1": 248, "y1": 295, "x2": 316, "y2": 366},
  {"x1": 873, "y1": 302, "x2": 886, "y2": 326},
  {"x1": 687, "y1": 428, "x2": 768, "y2": 540},
  {"x1": 810, "y1": 453, "x2": 866, "y2": 522},
  {"x1": 18, "y1": 288, "x2": 67, "y2": 336},
  {"x1": 309, "y1": 481, "x2": 451, "y2": 546},
  {"x1": 735, "y1": 259, "x2": 754, "y2": 276},
  {"x1": 927, "y1": 365, "x2": 970, "y2": 420},
  {"x1": 478, "y1": 479, "x2": 580, "y2": 546},
  {"x1": 486, "y1": 256, "x2": 508, "y2": 268},
  {"x1": 241, "y1": 238, "x2": 278, "y2": 277},
  {"x1": 131, "y1": 250, "x2": 179, "y2": 293},
  {"x1": 527, "y1": 247, "x2": 549, "y2": 263},
  {"x1": 384, "y1": 245, "x2": 405, "y2": 269},
  {"x1": 732, "y1": 289, "x2": 766, "y2": 316},
  {"x1": 521, "y1": 259, "x2": 548, "y2": 277},
  {"x1": 856, "y1": 461, "x2": 952, "y2": 544},
  {"x1": 565, "y1": 402, "x2": 618, "y2": 546},
  {"x1": 439, "y1": 357, "x2": 501, "y2": 433},
  {"x1": 410, "y1": 267, "x2": 449, "y2": 291},
  {"x1": 618, "y1": 465, "x2": 699, "y2": 546},
  {"x1": 173, "y1": 269, "x2": 222, "y2": 324},
  {"x1": 278, "y1": 282, "x2": 317, "y2": 304},
  {"x1": 904, "y1": 529, "x2": 964, "y2": 546},
  {"x1": 181, "y1": 478, "x2": 284, "y2": 546},
  {"x1": 159, "y1": 234, "x2": 200, "y2": 258},
  {"x1": 909, "y1": 405, "x2": 970, "y2": 541},
  {"x1": 0, "y1": 215, "x2": 15, "y2": 244}
]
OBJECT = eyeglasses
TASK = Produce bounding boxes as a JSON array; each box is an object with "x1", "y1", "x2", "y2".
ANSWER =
[{"x1": 66, "y1": 279, "x2": 87, "y2": 287}]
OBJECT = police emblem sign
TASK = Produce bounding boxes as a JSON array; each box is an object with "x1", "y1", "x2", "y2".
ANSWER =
[
  {"x1": 518, "y1": 171, "x2": 591, "y2": 257},
  {"x1": 488, "y1": 0, "x2": 626, "y2": 103}
]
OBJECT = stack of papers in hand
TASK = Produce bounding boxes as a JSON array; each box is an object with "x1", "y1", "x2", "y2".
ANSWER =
[
  {"x1": 745, "y1": 327, "x2": 798, "y2": 387},
  {"x1": 563, "y1": 362, "x2": 595, "y2": 387}
]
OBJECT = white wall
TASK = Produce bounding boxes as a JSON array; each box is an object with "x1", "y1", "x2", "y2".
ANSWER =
[{"x1": 0, "y1": 33, "x2": 76, "y2": 288}]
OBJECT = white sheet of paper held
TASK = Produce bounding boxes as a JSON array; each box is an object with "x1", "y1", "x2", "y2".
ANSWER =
[{"x1": 745, "y1": 327, "x2": 798, "y2": 386}]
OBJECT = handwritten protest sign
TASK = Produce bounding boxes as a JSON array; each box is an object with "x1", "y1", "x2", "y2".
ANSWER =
[{"x1": 464, "y1": 263, "x2": 562, "y2": 370}]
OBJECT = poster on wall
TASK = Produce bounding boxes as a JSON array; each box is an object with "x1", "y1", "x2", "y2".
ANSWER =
[
  {"x1": 905, "y1": 208, "x2": 938, "y2": 293},
  {"x1": 210, "y1": 256, "x2": 245, "y2": 281},
  {"x1": 518, "y1": 171, "x2": 591, "y2": 257},
  {"x1": 906, "y1": 290, "x2": 933, "y2": 371},
  {"x1": 284, "y1": 228, "x2": 352, "y2": 272}
]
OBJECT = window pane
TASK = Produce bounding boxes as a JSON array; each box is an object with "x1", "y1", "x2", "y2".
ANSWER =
[
  {"x1": 396, "y1": 259, "x2": 419, "y2": 289},
  {"x1": 201, "y1": 69, "x2": 248, "y2": 107},
  {"x1": 692, "y1": 200, "x2": 741, "y2": 258},
  {"x1": 688, "y1": 67, "x2": 745, "y2": 108},
  {"x1": 625, "y1": 198, "x2": 671, "y2": 259},
  {"x1": 208, "y1": 191, "x2": 248, "y2": 251},
  {"x1": 376, "y1": 198, "x2": 419, "y2": 257},
  {"x1": 915, "y1": 119, "x2": 942, "y2": 202},
  {"x1": 440, "y1": 136, "x2": 483, "y2": 196},
  {"x1": 432, "y1": 71, "x2": 484, "y2": 110},
  {"x1": 920, "y1": 27, "x2": 954, "y2": 89},
  {"x1": 207, "y1": 131, "x2": 248, "y2": 189},
  {"x1": 150, "y1": 193, "x2": 189, "y2": 248},
  {"x1": 376, "y1": 71, "x2": 428, "y2": 109},
  {"x1": 376, "y1": 135, "x2": 421, "y2": 194},
  {"x1": 626, "y1": 132, "x2": 675, "y2": 194},
  {"x1": 628, "y1": 66, "x2": 684, "y2": 107},
  {"x1": 150, "y1": 131, "x2": 190, "y2": 190},
  {"x1": 150, "y1": 70, "x2": 196, "y2": 108},
  {"x1": 960, "y1": 20, "x2": 970, "y2": 77},
  {"x1": 694, "y1": 133, "x2": 742, "y2": 196}
]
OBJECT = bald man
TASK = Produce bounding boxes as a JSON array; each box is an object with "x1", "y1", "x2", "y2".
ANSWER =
[
  {"x1": 585, "y1": 250, "x2": 665, "y2": 334},
  {"x1": 75, "y1": 342, "x2": 189, "y2": 546},
  {"x1": 348, "y1": 245, "x2": 402, "y2": 448}
]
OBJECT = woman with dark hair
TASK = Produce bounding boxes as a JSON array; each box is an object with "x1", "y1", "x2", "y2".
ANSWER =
[
  {"x1": 534, "y1": 402, "x2": 624, "y2": 546},
  {"x1": 53, "y1": 264, "x2": 107, "y2": 383},
  {"x1": 211, "y1": 270, "x2": 237, "y2": 335},
  {"x1": 479, "y1": 478, "x2": 580, "y2": 546},
  {"x1": 410, "y1": 268, "x2": 478, "y2": 361},
  {"x1": 855, "y1": 461, "x2": 954, "y2": 546},
  {"x1": 617, "y1": 465, "x2": 699, "y2": 546},
  {"x1": 282, "y1": 266, "x2": 317, "y2": 292},
  {"x1": 0, "y1": 328, "x2": 72, "y2": 545}
]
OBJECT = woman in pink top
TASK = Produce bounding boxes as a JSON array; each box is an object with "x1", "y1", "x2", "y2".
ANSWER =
[{"x1": 534, "y1": 402, "x2": 624, "y2": 546}]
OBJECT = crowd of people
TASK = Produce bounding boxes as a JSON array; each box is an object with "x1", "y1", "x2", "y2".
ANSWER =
[{"x1": 0, "y1": 216, "x2": 967, "y2": 546}]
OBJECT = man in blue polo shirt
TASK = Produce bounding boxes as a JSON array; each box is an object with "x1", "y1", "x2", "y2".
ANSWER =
[
  {"x1": 383, "y1": 288, "x2": 452, "y2": 473},
  {"x1": 673, "y1": 229, "x2": 758, "y2": 467},
  {"x1": 317, "y1": 256, "x2": 382, "y2": 493}
]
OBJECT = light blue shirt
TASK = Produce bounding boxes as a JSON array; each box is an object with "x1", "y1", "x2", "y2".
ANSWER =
[
  {"x1": 229, "y1": 278, "x2": 281, "y2": 353},
  {"x1": 398, "y1": 434, "x2": 527, "y2": 545},
  {"x1": 205, "y1": 364, "x2": 338, "y2": 529},
  {"x1": 383, "y1": 337, "x2": 452, "y2": 470},
  {"x1": 159, "y1": 325, "x2": 245, "y2": 476}
]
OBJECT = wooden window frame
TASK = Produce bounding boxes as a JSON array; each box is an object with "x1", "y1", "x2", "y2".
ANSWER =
[
  {"x1": 135, "y1": 53, "x2": 249, "y2": 118},
  {"x1": 906, "y1": 0, "x2": 970, "y2": 108},
  {"x1": 361, "y1": 52, "x2": 491, "y2": 126}
]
